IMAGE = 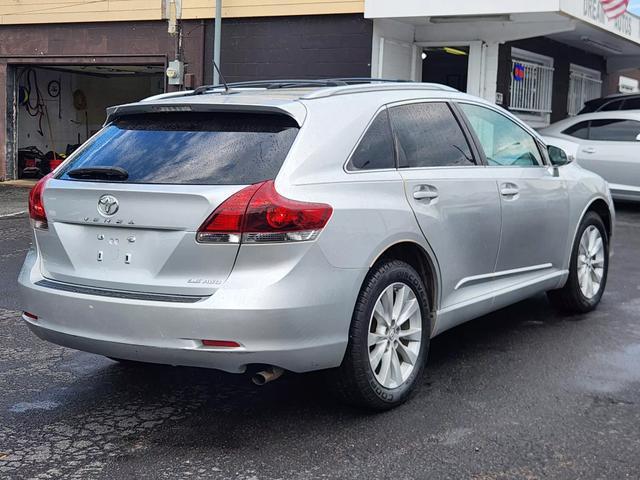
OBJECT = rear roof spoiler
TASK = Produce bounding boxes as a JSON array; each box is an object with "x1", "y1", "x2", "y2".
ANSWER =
[{"x1": 104, "y1": 102, "x2": 306, "y2": 126}]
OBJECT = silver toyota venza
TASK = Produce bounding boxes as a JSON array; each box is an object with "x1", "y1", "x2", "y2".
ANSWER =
[{"x1": 19, "y1": 80, "x2": 614, "y2": 410}]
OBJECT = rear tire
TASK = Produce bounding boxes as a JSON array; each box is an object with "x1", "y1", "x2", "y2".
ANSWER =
[
  {"x1": 547, "y1": 211, "x2": 609, "y2": 314},
  {"x1": 330, "y1": 259, "x2": 430, "y2": 410}
]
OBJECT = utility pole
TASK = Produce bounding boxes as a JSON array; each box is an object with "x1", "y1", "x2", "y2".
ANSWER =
[
  {"x1": 164, "y1": 0, "x2": 184, "y2": 88},
  {"x1": 213, "y1": 0, "x2": 222, "y2": 85}
]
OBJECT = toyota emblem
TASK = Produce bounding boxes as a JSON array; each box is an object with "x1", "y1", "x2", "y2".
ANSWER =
[{"x1": 97, "y1": 194, "x2": 119, "y2": 217}]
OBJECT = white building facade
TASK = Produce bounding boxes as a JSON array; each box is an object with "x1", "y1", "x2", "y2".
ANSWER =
[{"x1": 366, "y1": 0, "x2": 640, "y2": 126}]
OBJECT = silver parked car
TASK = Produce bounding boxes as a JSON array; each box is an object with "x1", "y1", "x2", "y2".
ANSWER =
[
  {"x1": 20, "y1": 80, "x2": 614, "y2": 410},
  {"x1": 541, "y1": 111, "x2": 640, "y2": 201}
]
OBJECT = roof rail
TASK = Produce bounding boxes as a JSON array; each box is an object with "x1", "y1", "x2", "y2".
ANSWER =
[
  {"x1": 301, "y1": 82, "x2": 459, "y2": 99},
  {"x1": 326, "y1": 78, "x2": 414, "y2": 84},
  {"x1": 192, "y1": 79, "x2": 349, "y2": 95},
  {"x1": 182, "y1": 78, "x2": 457, "y2": 99}
]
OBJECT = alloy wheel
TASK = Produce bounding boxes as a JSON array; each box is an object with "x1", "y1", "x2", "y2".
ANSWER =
[
  {"x1": 368, "y1": 282, "x2": 422, "y2": 389},
  {"x1": 577, "y1": 225, "x2": 605, "y2": 299}
]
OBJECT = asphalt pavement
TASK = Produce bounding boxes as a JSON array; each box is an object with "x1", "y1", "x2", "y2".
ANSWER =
[{"x1": 0, "y1": 185, "x2": 639, "y2": 479}]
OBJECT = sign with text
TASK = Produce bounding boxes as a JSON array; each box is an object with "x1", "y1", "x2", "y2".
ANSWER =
[{"x1": 564, "y1": 0, "x2": 640, "y2": 42}]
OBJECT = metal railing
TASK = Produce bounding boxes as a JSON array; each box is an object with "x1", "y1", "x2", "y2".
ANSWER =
[
  {"x1": 567, "y1": 72, "x2": 602, "y2": 116},
  {"x1": 509, "y1": 60, "x2": 554, "y2": 114}
]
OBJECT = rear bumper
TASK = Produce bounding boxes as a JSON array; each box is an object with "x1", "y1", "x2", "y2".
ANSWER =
[{"x1": 19, "y1": 246, "x2": 365, "y2": 373}]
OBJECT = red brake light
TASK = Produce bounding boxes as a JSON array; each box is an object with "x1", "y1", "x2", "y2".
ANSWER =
[
  {"x1": 202, "y1": 339, "x2": 241, "y2": 348},
  {"x1": 196, "y1": 181, "x2": 332, "y2": 244},
  {"x1": 28, "y1": 174, "x2": 52, "y2": 229},
  {"x1": 197, "y1": 183, "x2": 263, "y2": 243},
  {"x1": 244, "y1": 181, "x2": 333, "y2": 233}
]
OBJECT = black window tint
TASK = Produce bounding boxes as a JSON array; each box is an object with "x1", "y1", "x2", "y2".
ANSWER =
[
  {"x1": 57, "y1": 112, "x2": 299, "y2": 185},
  {"x1": 347, "y1": 110, "x2": 395, "y2": 170},
  {"x1": 601, "y1": 99, "x2": 624, "y2": 111},
  {"x1": 579, "y1": 101, "x2": 599, "y2": 114},
  {"x1": 563, "y1": 121, "x2": 590, "y2": 139},
  {"x1": 389, "y1": 102, "x2": 474, "y2": 168},
  {"x1": 621, "y1": 97, "x2": 640, "y2": 110},
  {"x1": 589, "y1": 119, "x2": 640, "y2": 141}
]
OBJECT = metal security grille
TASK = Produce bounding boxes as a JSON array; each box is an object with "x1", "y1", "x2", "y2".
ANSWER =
[
  {"x1": 509, "y1": 60, "x2": 554, "y2": 113},
  {"x1": 568, "y1": 72, "x2": 602, "y2": 116}
]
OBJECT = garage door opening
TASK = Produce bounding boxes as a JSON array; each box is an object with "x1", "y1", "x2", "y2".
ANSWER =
[
  {"x1": 422, "y1": 46, "x2": 469, "y2": 92},
  {"x1": 15, "y1": 64, "x2": 164, "y2": 179}
]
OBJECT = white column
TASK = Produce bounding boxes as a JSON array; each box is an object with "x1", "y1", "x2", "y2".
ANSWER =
[
  {"x1": 371, "y1": 19, "x2": 417, "y2": 80},
  {"x1": 466, "y1": 41, "x2": 483, "y2": 97},
  {"x1": 480, "y1": 41, "x2": 500, "y2": 103}
]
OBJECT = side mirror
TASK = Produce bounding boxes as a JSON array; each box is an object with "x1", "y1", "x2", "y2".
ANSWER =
[{"x1": 548, "y1": 145, "x2": 572, "y2": 166}]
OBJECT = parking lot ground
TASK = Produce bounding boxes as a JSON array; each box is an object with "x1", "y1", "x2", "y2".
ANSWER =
[
  {"x1": 0, "y1": 184, "x2": 30, "y2": 218},
  {"x1": 1, "y1": 185, "x2": 639, "y2": 479}
]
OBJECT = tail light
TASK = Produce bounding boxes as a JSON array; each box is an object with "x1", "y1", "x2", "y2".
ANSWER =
[
  {"x1": 197, "y1": 180, "x2": 332, "y2": 244},
  {"x1": 28, "y1": 174, "x2": 51, "y2": 230},
  {"x1": 202, "y1": 339, "x2": 241, "y2": 348}
]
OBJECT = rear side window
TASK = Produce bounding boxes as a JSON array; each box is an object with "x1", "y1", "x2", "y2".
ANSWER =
[
  {"x1": 601, "y1": 99, "x2": 624, "y2": 111},
  {"x1": 347, "y1": 109, "x2": 395, "y2": 171},
  {"x1": 578, "y1": 101, "x2": 599, "y2": 114},
  {"x1": 589, "y1": 119, "x2": 640, "y2": 141},
  {"x1": 389, "y1": 102, "x2": 475, "y2": 168},
  {"x1": 621, "y1": 97, "x2": 640, "y2": 110},
  {"x1": 563, "y1": 121, "x2": 590, "y2": 139},
  {"x1": 57, "y1": 112, "x2": 299, "y2": 185}
]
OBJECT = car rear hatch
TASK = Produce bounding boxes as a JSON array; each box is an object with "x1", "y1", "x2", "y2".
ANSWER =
[{"x1": 34, "y1": 110, "x2": 300, "y2": 297}]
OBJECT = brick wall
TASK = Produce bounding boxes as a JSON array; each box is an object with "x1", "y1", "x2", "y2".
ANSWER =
[
  {"x1": 604, "y1": 70, "x2": 640, "y2": 95},
  {"x1": 210, "y1": 14, "x2": 373, "y2": 84}
]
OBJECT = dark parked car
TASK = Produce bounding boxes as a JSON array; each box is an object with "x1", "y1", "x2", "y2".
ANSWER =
[{"x1": 579, "y1": 93, "x2": 640, "y2": 114}]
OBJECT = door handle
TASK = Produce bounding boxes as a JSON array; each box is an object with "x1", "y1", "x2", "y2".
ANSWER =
[
  {"x1": 413, "y1": 187, "x2": 439, "y2": 201},
  {"x1": 582, "y1": 147, "x2": 596, "y2": 154},
  {"x1": 500, "y1": 183, "x2": 519, "y2": 197}
]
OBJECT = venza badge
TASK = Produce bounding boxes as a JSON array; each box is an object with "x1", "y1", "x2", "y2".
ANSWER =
[{"x1": 97, "y1": 194, "x2": 119, "y2": 217}]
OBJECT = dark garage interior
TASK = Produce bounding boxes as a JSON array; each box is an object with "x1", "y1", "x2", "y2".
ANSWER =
[
  {"x1": 14, "y1": 64, "x2": 164, "y2": 178},
  {"x1": 422, "y1": 46, "x2": 469, "y2": 92}
]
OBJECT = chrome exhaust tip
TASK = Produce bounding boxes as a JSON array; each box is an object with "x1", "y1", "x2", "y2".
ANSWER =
[{"x1": 251, "y1": 367, "x2": 284, "y2": 386}]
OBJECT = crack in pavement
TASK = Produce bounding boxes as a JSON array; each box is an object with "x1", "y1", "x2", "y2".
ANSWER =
[{"x1": 0, "y1": 308, "x2": 244, "y2": 480}]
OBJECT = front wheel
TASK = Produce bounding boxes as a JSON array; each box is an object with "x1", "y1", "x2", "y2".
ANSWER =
[
  {"x1": 547, "y1": 211, "x2": 609, "y2": 314},
  {"x1": 330, "y1": 259, "x2": 431, "y2": 410}
]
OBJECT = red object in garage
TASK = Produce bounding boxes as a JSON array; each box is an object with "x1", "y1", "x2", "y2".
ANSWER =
[{"x1": 49, "y1": 158, "x2": 63, "y2": 170}]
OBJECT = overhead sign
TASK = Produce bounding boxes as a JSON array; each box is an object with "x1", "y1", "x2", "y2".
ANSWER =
[
  {"x1": 575, "y1": 0, "x2": 639, "y2": 41},
  {"x1": 364, "y1": 0, "x2": 640, "y2": 45}
]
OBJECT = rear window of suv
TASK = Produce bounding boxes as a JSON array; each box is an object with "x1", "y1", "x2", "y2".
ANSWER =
[{"x1": 57, "y1": 112, "x2": 299, "y2": 185}]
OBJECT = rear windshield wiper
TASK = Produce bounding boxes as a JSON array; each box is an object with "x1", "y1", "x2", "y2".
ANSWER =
[{"x1": 67, "y1": 166, "x2": 129, "y2": 181}]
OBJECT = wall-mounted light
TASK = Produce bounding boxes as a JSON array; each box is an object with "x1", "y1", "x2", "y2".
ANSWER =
[
  {"x1": 443, "y1": 47, "x2": 468, "y2": 56},
  {"x1": 581, "y1": 36, "x2": 623, "y2": 55},
  {"x1": 430, "y1": 14, "x2": 510, "y2": 24},
  {"x1": 421, "y1": 52, "x2": 427, "y2": 60}
]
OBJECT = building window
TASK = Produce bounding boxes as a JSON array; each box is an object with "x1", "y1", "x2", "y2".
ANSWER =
[
  {"x1": 568, "y1": 65, "x2": 602, "y2": 116},
  {"x1": 509, "y1": 48, "x2": 554, "y2": 128}
]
